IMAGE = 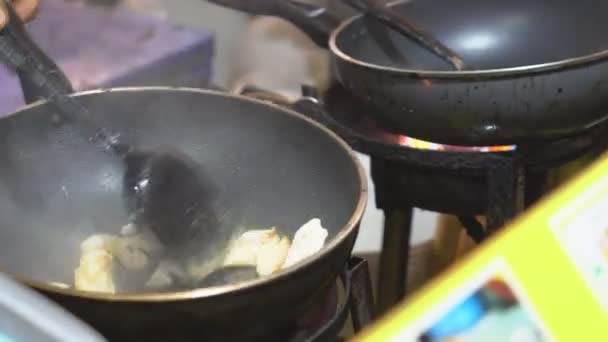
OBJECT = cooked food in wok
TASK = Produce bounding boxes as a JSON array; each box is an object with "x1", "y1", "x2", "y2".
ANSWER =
[{"x1": 71, "y1": 218, "x2": 328, "y2": 294}]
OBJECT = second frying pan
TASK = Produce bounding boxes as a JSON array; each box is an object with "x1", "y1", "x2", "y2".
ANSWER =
[{"x1": 208, "y1": 0, "x2": 608, "y2": 146}]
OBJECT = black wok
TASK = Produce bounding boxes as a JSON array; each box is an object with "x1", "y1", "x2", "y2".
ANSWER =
[
  {"x1": 208, "y1": 0, "x2": 608, "y2": 146},
  {"x1": 0, "y1": 13, "x2": 367, "y2": 342},
  {"x1": 0, "y1": 86, "x2": 366, "y2": 340}
]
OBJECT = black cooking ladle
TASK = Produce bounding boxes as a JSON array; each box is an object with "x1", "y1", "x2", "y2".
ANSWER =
[{"x1": 0, "y1": 1, "x2": 216, "y2": 253}]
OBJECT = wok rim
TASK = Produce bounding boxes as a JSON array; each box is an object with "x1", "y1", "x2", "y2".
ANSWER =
[
  {"x1": 0, "y1": 86, "x2": 368, "y2": 302},
  {"x1": 329, "y1": 0, "x2": 608, "y2": 78}
]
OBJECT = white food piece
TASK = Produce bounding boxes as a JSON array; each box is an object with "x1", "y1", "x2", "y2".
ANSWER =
[
  {"x1": 75, "y1": 227, "x2": 164, "y2": 293},
  {"x1": 113, "y1": 230, "x2": 163, "y2": 271},
  {"x1": 256, "y1": 236, "x2": 291, "y2": 276},
  {"x1": 79, "y1": 229, "x2": 162, "y2": 272},
  {"x1": 74, "y1": 249, "x2": 116, "y2": 293},
  {"x1": 80, "y1": 234, "x2": 118, "y2": 254},
  {"x1": 223, "y1": 228, "x2": 281, "y2": 267},
  {"x1": 282, "y1": 218, "x2": 328, "y2": 269},
  {"x1": 223, "y1": 228, "x2": 292, "y2": 276}
]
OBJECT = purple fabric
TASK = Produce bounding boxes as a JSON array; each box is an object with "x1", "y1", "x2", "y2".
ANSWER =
[{"x1": 0, "y1": 0, "x2": 214, "y2": 115}]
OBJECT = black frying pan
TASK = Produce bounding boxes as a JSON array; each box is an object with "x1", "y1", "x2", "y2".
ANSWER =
[
  {"x1": 0, "y1": 4, "x2": 367, "y2": 341},
  {"x1": 208, "y1": 0, "x2": 608, "y2": 146}
]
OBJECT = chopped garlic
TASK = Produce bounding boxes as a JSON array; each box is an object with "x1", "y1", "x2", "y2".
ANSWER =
[{"x1": 282, "y1": 218, "x2": 328, "y2": 269}]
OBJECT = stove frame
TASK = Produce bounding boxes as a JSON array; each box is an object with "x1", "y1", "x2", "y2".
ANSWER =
[{"x1": 294, "y1": 84, "x2": 608, "y2": 314}]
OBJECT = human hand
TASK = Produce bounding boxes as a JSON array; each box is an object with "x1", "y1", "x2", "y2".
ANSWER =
[{"x1": 0, "y1": 0, "x2": 40, "y2": 29}]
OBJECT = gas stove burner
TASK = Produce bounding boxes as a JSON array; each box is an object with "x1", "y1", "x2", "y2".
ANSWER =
[
  {"x1": 323, "y1": 84, "x2": 516, "y2": 153},
  {"x1": 395, "y1": 135, "x2": 516, "y2": 152}
]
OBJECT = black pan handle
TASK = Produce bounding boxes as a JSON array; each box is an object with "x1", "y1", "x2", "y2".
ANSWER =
[
  {"x1": 205, "y1": 0, "x2": 340, "y2": 48},
  {"x1": 0, "y1": 0, "x2": 74, "y2": 103},
  {"x1": 231, "y1": 83, "x2": 366, "y2": 149}
]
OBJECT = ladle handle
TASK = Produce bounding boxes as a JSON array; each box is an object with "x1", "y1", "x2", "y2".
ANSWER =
[
  {"x1": 0, "y1": 0, "x2": 74, "y2": 101},
  {"x1": 0, "y1": 1, "x2": 124, "y2": 155}
]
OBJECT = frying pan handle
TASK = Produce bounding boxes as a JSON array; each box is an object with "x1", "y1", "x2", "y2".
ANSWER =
[
  {"x1": 0, "y1": 0, "x2": 74, "y2": 104},
  {"x1": 292, "y1": 86, "x2": 369, "y2": 150},
  {"x1": 232, "y1": 84, "x2": 364, "y2": 149},
  {"x1": 205, "y1": 0, "x2": 340, "y2": 48}
]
